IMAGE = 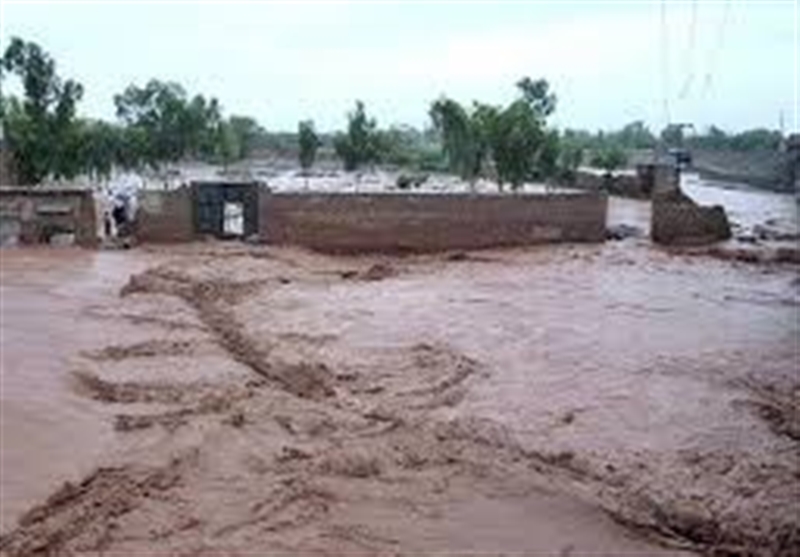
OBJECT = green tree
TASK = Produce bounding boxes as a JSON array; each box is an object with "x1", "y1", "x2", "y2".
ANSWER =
[
  {"x1": 429, "y1": 98, "x2": 482, "y2": 183},
  {"x1": 614, "y1": 121, "x2": 656, "y2": 149},
  {"x1": 334, "y1": 101, "x2": 379, "y2": 171},
  {"x1": 516, "y1": 77, "x2": 556, "y2": 118},
  {"x1": 491, "y1": 99, "x2": 545, "y2": 190},
  {"x1": 77, "y1": 120, "x2": 123, "y2": 179},
  {"x1": 660, "y1": 124, "x2": 686, "y2": 148},
  {"x1": 429, "y1": 77, "x2": 558, "y2": 191},
  {"x1": 113, "y1": 79, "x2": 222, "y2": 168},
  {"x1": 298, "y1": 120, "x2": 320, "y2": 179},
  {"x1": 228, "y1": 115, "x2": 265, "y2": 158},
  {"x1": 216, "y1": 120, "x2": 241, "y2": 169},
  {"x1": 555, "y1": 135, "x2": 584, "y2": 185},
  {"x1": 535, "y1": 128, "x2": 561, "y2": 181},
  {"x1": 590, "y1": 147, "x2": 628, "y2": 175},
  {"x1": 1, "y1": 37, "x2": 84, "y2": 184}
]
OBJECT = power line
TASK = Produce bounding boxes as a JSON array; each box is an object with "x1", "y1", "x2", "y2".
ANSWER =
[
  {"x1": 702, "y1": 0, "x2": 733, "y2": 98},
  {"x1": 678, "y1": 0, "x2": 699, "y2": 100}
]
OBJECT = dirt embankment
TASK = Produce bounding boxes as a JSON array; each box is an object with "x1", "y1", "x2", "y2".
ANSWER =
[{"x1": 1, "y1": 246, "x2": 798, "y2": 556}]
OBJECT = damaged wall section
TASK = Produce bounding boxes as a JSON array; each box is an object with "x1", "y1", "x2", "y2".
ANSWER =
[
  {"x1": 260, "y1": 192, "x2": 608, "y2": 253},
  {"x1": 651, "y1": 194, "x2": 732, "y2": 245},
  {"x1": 0, "y1": 187, "x2": 97, "y2": 247}
]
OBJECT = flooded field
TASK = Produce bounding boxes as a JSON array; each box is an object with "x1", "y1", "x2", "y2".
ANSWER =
[{"x1": 1, "y1": 232, "x2": 797, "y2": 554}]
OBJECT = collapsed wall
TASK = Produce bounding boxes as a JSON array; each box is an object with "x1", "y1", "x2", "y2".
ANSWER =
[
  {"x1": 651, "y1": 192, "x2": 732, "y2": 245},
  {"x1": 260, "y1": 192, "x2": 608, "y2": 253},
  {"x1": 0, "y1": 187, "x2": 97, "y2": 247}
]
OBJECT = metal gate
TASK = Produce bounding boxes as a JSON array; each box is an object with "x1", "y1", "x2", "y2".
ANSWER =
[{"x1": 192, "y1": 182, "x2": 259, "y2": 239}]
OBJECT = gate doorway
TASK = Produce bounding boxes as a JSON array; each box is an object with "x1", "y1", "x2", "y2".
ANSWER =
[{"x1": 192, "y1": 181, "x2": 259, "y2": 239}]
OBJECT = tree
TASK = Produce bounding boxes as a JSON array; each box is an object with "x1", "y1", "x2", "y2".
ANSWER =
[
  {"x1": 334, "y1": 101, "x2": 379, "y2": 171},
  {"x1": 660, "y1": 124, "x2": 686, "y2": 148},
  {"x1": 297, "y1": 120, "x2": 320, "y2": 180},
  {"x1": 516, "y1": 77, "x2": 556, "y2": 118},
  {"x1": 590, "y1": 147, "x2": 628, "y2": 175},
  {"x1": 429, "y1": 98, "x2": 481, "y2": 184},
  {"x1": 113, "y1": 79, "x2": 222, "y2": 168},
  {"x1": 491, "y1": 99, "x2": 545, "y2": 190},
  {"x1": 1, "y1": 37, "x2": 84, "y2": 184},
  {"x1": 216, "y1": 120, "x2": 241, "y2": 169},
  {"x1": 535, "y1": 128, "x2": 561, "y2": 181},
  {"x1": 429, "y1": 77, "x2": 558, "y2": 191},
  {"x1": 615, "y1": 121, "x2": 656, "y2": 149},
  {"x1": 228, "y1": 115, "x2": 265, "y2": 158},
  {"x1": 556, "y1": 138, "x2": 583, "y2": 185},
  {"x1": 77, "y1": 120, "x2": 124, "y2": 180}
]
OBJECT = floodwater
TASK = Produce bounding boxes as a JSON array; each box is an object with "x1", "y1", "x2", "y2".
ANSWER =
[
  {"x1": 682, "y1": 173, "x2": 799, "y2": 237},
  {"x1": 0, "y1": 181, "x2": 798, "y2": 554},
  {"x1": 0, "y1": 249, "x2": 159, "y2": 532}
]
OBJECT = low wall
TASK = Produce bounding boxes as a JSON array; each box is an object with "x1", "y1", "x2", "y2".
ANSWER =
[
  {"x1": 260, "y1": 192, "x2": 607, "y2": 253},
  {"x1": 135, "y1": 188, "x2": 194, "y2": 243},
  {"x1": 651, "y1": 198, "x2": 731, "y2": 245},
  {"x1": 0, "y1": 187, "x2": 97, "y2": 247}
]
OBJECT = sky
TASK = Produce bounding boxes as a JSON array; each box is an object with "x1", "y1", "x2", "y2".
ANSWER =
[{"x1": 0, "y1": 0, "x2": 797, "y2": 134}]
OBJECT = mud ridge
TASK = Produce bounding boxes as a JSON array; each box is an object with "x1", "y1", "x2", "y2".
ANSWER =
[
  {"x1": 83, "y1": 339, "x2": 199, "y2": 361},
  {"x1": 735, "y1": 377, "x2": 800, "y2": 441},
  {"x1": 71, "y1": 370, "x2": 244, "y2": 406},
  {"x1": 120, "y1": 267, "x2": 336, "y2": 401},
  {"x1": 114, "y1": 393, "x2": 239, "y2": 432},
  {"x1": 605, "y1": 490, "x2": 800, "y2": 557},
  {"x1": 0, "y1": 451, "x2": 197, "y2": 557}
]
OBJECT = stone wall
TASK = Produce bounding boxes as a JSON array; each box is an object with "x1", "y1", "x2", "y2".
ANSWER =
[
  {"x1": 651, "y1": 198, "x2": 731, "y2": 245},
  {"x1": 260, "y1": 192, "x2": 607, "y2": 253},
  {"x1": 0, "y1": 187, "x2": 97, "y2": 247},
  {"x1": 134, "y1": 187, "x2": 194, "y2": 243}
]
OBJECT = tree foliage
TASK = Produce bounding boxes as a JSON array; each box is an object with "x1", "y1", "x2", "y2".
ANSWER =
[
  {"x1": 228, "y1": 115, "x2": 265, "y2": 158},
  {"x1": 333, "y1": 101, "x2": 380, "y2": 171},
  {"x1": 429, "y1": 98, "x2": 482, "y2": 182},
  {"x1": 685, "y1": 126, "x2": 783, "y2": 152},
  {"x1": 1, "y1": 36, "x2": 85, "y2": 184},
  {"x1": 298, "y1": 119, "x2": 320, "y2": 172},
  {"x1": 429, "y1": 77, "x2": 558, "y2": 190},
  {"x1": 515, "y1": 77, "x2": 556, "y2": 118},
  {"x1": 590, "y1": 147, "x2": 628, "y2": 174},
  {"x1": 113, "y1": 79, "x2": 221, "y2": 167}
]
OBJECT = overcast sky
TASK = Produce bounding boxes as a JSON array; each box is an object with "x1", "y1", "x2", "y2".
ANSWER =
[{"x1": 1, "y1": 0, "x2": 796, "y2": 134}]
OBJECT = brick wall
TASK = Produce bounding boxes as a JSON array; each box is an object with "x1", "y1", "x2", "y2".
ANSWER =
[
  {"x1": 0, "y1": 187, "x2": 97, "y2": 247},
  {"x1": 651, "y1": 199, "x2": 731, "y2": 245},
  {"x1": 135, "y1": 188, "x2": 194, "y2": 243},
  {"x1": 260, "y1": 192, "x2": 607, "y2": 253}
]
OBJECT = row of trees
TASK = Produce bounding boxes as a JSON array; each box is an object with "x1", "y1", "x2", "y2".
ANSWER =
[
  {"x1": 0, "y1": 36, "x2": 788, "y2": 187},
  {"x1": 563, "y1": 120, "x2": 785, "y2": 154},
  {"x1": 428, "y1": 78, "x2": 560, "y2": 190},
  {"x1": 0, "y1": 37, "x2": 280, "y2": 183}
]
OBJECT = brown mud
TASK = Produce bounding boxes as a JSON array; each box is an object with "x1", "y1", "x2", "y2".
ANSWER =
[{"x1": 1, "y1": 243, "x2": 798, "y2": 556}]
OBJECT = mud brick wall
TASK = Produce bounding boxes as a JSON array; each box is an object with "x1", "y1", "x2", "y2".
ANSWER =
[
  {"x1": 0, "y1": 188, "x2": 97, "y2": 247},
  {"x1": 260, "y1": 192, "x2": 608, "y2": 253},
  {"x1": 651, "y1": 199, "x2": 731, "y2": 245},
  {"x1": 135, "y1": 188, "x2": 194, "y2": 243}
]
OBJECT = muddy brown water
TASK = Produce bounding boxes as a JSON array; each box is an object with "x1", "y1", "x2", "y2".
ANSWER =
[
  {"x1": 0, "y1": 248, "x2": 162, "y2": 532},
  {"x1": 0, "y1": 239, "x2": 797, "y2": 555}
]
